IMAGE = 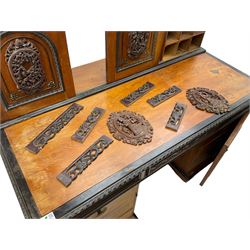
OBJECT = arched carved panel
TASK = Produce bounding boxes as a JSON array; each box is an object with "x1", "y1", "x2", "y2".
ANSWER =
[{"x1": 0, "y1": 32, "x2": 74, "y2": 114}]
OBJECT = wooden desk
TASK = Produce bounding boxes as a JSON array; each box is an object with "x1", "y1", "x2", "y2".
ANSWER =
[{"x1": 1, "y1": 52, "x2": 249, "y2": 218}]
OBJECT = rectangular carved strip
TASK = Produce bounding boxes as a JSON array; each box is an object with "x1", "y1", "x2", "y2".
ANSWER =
[
  {"x1": 120, "y1": 81, "x2": 155, "y2": 106},
  {"x1": 57, "y1": 135, "x2": 113, "y2": 187},
  {"x1": 71, "y1": 107, "x2": 105, "y2": 143},
  {"x1": 26, "y1": 103, "x2": 83, "y2": 154},
  {"x1": 147, "y1": 85, "x2": 182, "y2": 107},
  {"x1": 165, "y1": 102, "x2": 187, "y2": 131}
]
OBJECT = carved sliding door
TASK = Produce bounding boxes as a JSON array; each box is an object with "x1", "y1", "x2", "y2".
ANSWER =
[{"x1": 106, "y1": 32, "x2": 165, "y2": 82}]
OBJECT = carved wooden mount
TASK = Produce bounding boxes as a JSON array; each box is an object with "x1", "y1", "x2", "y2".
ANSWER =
[
  {"x1": 5, "y1": 38, "x2": 46, "y2": 94},
  {"x1": 107, "y1": 110, "x2": 153, "y2": 146},
  {"x1": 120, "y1": 82, "x2": 155, "y2": 106},
  {"x1": 147, "y1": 85, "x2": 182, "y2": 107},
  {"x1": 57, "y1": 135, "x2": 113, "y2": 187},
  {"x1": 127, "y1": 32, "x2": 150, "y2": 59},
  {"x1": 166, "y1": 102, "x2": 187, "y2": 131},
  {"x1": 26, "y1": 103, "x2": 83, "y2": 154},
  {"x1": 186, "y1": 87, "x2": 230, "y2": 114},
  {"x1": 71, "y1": 107, "x2": 105, "y2": 143}
]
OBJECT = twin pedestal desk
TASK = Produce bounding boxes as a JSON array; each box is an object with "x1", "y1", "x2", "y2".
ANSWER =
[{"x1": 1, "y1": 52, "x2": 249, "y2": 218}]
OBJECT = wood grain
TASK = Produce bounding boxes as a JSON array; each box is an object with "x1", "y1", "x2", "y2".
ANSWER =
[{"x1": 4, "y1": 53, "x2": 250, "y2": 216}]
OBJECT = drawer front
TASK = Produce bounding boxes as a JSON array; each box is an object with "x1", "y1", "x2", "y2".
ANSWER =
[{"x1": 88, "y1": 185, "x2": 138, "y2": 219}]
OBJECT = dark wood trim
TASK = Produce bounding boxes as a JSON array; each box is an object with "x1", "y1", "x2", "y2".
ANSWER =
[
  {"x1": 0, "y1": 48, "x2": 206, "y2": 130},
  {"x1": 0, "y1": 129, "x2": 41, "y2": 218},
  {"x1": 53, "y1": 95, "x2": 250, "y2": 218},
  {"x1": 0, "y1": 95, "x2": 249, "y2": 218}
]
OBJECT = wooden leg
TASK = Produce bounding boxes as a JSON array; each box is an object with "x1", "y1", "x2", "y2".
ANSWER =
[{"x1": 200, "y1": 113, "x2": 249, "y2": 186}]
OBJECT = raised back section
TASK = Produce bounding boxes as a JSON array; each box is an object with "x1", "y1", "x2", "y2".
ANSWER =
[
  {"x1": 106, "y1": 31, "x2": 205, "y2": 83},
  {"x1": 0, "y1": 32, "x2": 75, "y2": 123}
]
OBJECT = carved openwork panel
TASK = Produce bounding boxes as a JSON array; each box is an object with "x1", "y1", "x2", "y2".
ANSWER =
[
  {"x1": 72, "y1": 107, "x2": 105, "y2": 143},
  {"x1": 57, "y1": 135, "x2": 113, "y2": 187},
  {"x1": 120, "y1": 81, "x2": 155, "y2": 107},
  {"x1": 107, "y1": 110, "x2": 153, "y2": 145},
  {"x1": 147, "y1": 85, "x2": 182, "y2": 107},
  {"x1": 186, "y1": 87, "x2": 229, "y2": 114},
  {"x1": 116, "y1": 32, "x2": 158, "y2": 72},
  {"x1": 166, "y1": 102, "x2": 187, "y2": 131},
  {"x1": 0, "y1": 32, "x2": 73, "y2": 111},
  {"x1": 26, "y1": 103, "x2": 83, "y2": 154}
]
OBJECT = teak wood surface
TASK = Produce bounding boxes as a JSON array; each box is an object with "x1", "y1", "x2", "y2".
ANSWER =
[{"x1": 4, "y1": 53, "x2": 250, "y2": 216}]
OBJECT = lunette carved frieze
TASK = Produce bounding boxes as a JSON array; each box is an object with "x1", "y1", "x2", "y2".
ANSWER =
[
  {"x1": 147, "y1": 85, "x2": 182, "y2": 107},
  {"x1": 107, "y1": 110, "x2": 153, "y2": 146},
  {"x1": 26, "y1": 103, "x2": 83, "y2": 154},
  {"x1": 57, "y1": 135, "x2": 113, "y2": 187},
  {"x1": 120, "y1": 82, "x2": 155, "y2": 107},
  {"x1": 186, "y1": 87, "x2": 230, "y2": 114},
  {"x1": 166, "y1": 102, "x2": 187, "y2": 131}
]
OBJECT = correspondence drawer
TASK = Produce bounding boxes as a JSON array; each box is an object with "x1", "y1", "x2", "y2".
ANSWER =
[{"x1": 87, "y1": 185, "x2": 139, "y2": 219}]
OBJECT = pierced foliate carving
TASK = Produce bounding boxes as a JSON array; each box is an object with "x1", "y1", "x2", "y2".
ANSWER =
[
  {"x1": 72, "y1": 107, "x2": 105, "y2": 143},
  {"x1": 26, "y1": 103, "x2": 83, "y2": 154},
  {"x1": 127, "y1": 32, "x2": 150, "y2": 59},
  {"x1": 120, "y1": 82, "x2": 155, "y2": 107},
  {"x1": 107, "y1": 110, "x2": 153, "y2": 146},
  {"x1": 147, "y1": 85, "x2": 182, "y2": 107},
  {"x1": 166, "y1": 102, "x2": 187, "y2": 131},
  {"x1": 5, "y1": 38, "x2": 46, "y2": 94},
  {"x1": 186, "y1": 87, "x2": 230, "y2": 114},
  {"x1": 57, "y1": 135, "x2": 113, "y2": 187}
]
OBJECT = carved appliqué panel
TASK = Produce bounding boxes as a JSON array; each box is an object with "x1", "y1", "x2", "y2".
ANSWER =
[
  {"x1": 116, "y1": 32, "x2": 157, "y2": 72},
  {"x1": 0, "y1": 32, "x2": 65, "y2": 110},
  {"x1": 166, "y1": 102, "x2": 187, "y2": 131},
  {"x1": 5, "y1": 38, "x2": 46, "y2": 94},
  {"x1": 147, "y1": 85, "x2": 182, "y2": 107},
  {"x1": 72, "y1": 107, "x2": 105, "y2": 143},
  {"x1": 26, "y1": 103, "x2": 83, "y2": 154},
  {"x1": 120, "y1": 81, "x2": 155, "y2": 107},
  {"x1": 107, "y1": 110, "x2": 153, "y2": 146},
  {"x1": 127, "y1": 32, "x2": 150, "y2": 59},
  {"x1": 186, "y1": 87, "x2": 230, "y2": 114},
  {"x1": 57, "y1": 135, "x2": 113, "y2": 187}
]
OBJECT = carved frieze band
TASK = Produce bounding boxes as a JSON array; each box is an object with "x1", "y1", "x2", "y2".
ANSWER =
[
  {"x1": 72, "y1": 107, "x2": 105, "y2": 143},
  {"x1": 166, "y1": 102, "x2": 187, "y2": 131},
  {"x1": 26, "y1": 103, "x2": 83, "y2": 154},
  {"x1": 57, "y1": 135, "x2": 113, "y2": 187},
  {"x1": 120, "y1": 82, "x2": 155, "y2": 107},
  {"x1": 147, "y1": 85, "x2": 182, "y2": 107},
  {"x1": 186, "y1": 87, "x2": 230, "y2": 114}
]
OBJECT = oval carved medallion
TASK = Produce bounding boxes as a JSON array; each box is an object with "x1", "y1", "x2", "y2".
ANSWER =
[
  {"x1": 5, "y1": 38, "x2": 46, "y2": 94},
  {"x1": 186, "y1": 87, "x2": 229, "y2": 114},
  {"x1": 107, "y1": 110, "x2": 153, "y2": 145}
]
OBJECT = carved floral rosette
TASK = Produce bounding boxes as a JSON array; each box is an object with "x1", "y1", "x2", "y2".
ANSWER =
[
  {"x1": 186, "y1": 87, "x2": 230, "y2": 114},
  {"x1": 107, "y1": 110, "x2": 153, "y2": 146}
]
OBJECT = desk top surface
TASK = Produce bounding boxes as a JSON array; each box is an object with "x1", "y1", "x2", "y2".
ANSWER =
[{"x1": 4, "y1": 53, "x2": 250, "y2": 216}]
